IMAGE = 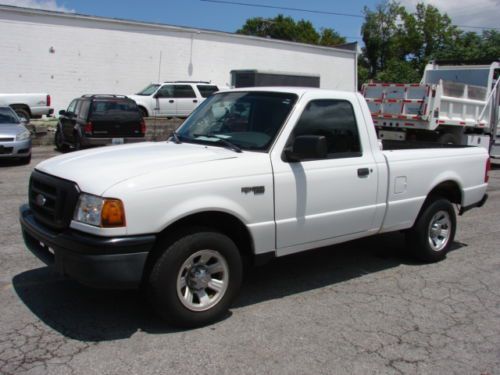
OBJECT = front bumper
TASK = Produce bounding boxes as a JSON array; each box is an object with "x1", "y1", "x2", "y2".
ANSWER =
[
  {"x1": 0, "y1": 139, "x2": 31, "y2": 158},
  {"x1": 19, "y1": 204, "x2": 156, "y2": 289}
]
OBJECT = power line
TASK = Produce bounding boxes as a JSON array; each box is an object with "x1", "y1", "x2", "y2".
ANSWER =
[
  {"x1": 200, "y1": 0, "x2": 500, "y2": 31},
  {"x1": 200, "y1": 0, "x2": 363, "y2": 18}
]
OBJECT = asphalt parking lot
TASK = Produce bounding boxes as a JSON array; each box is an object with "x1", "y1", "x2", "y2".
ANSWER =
[{"x1": 1, "y1": 146, "x2": 499, "y2": 375}]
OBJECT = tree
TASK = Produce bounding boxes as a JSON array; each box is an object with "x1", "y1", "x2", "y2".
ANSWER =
[
  {"x1": 319, "y1": 28, "x2": 346, "y2": 47},
  {"x1": 237, "y1": 15, "x2": 344, "y2": 46},
  {"x1": 361, "y1": 1, "x2": 408, "y2": 77}
]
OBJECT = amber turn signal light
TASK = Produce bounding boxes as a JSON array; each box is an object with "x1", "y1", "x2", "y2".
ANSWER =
[{"x1": 101, "y1": 199, "x2": 126, "y2": 227}]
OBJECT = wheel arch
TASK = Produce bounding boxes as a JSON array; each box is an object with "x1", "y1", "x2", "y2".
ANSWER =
[
  {"x1": 142, "y1": 210, "x2": 255, "y2": 282},
  {"x1": 413, "y1": 179, "x2": 462, "y2": 227},
  {"x1": 426, "y1": 179, "x2": 462, "y2": 205},
  {"x1": 9, "y1": 104, "x2": 31, "y2": 117},
  {"x1": 138, "y1": 105, "x2": 149, "y2": 117}
]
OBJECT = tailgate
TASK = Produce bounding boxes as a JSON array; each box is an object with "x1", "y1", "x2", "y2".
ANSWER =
[{"x1": 90, "y1": 117, "x2": 143, "y2": 138}]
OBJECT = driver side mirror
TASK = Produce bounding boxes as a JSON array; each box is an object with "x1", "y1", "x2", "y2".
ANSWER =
[
  {"x1": 59, "y1": 109, "x2": 66, "y2": 116},
  {"x1": 284, "y1": 135, "x2": 328, "y2": 162}
]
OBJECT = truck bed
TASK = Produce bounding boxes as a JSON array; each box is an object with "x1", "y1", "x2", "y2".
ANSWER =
[{"x1": 382, "y1": 139, "x2": 473, "y2": 150}]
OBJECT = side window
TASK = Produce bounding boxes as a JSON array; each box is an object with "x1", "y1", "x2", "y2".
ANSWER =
[
  {"x1": 291, "y1": 99, "x2": 362, "y2": 158},
  {"x1": 156, "y1": 85, "x2": 174, "y2": 98},
  {"x1": 78, "y1": 100, "x2": 90, "y2": 121},
  {"x1": 174, "y1": 85, "x2": 196, "y2": 98},
  {"x1": 67, "y1": 100, "x2": 77, "y2": 113},
  {"x1": 74, "y1": 100, "x2": 82, "y2": 116},
  {"x1": 197, "y1": 85, "x2": 219, "y2": 98}
]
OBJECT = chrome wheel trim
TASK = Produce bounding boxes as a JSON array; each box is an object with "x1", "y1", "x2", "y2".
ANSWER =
[
  {"x1": 176, "y1": 249, "x2": 229, "y2": 312},
  {"x1": 428, "y1": 210, "x2": 451, "y2": 252}
]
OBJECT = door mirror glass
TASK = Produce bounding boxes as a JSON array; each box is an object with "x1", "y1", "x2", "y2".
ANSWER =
[{"x1": 285, "y1": 135, "x2": 328, "y2": 162}]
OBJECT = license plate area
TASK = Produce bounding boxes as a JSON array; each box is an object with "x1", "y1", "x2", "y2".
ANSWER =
[{"x1": 112, "y1": 138, "x2": 124, "y2": 145}]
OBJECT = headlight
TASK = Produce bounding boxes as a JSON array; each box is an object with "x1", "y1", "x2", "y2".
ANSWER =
[
  {"x1": 16, "y1": 130, "x2": 31, "y2": 141},
  {"x1": 74, "y1": 193, "x2": 126, "y2": 227}
]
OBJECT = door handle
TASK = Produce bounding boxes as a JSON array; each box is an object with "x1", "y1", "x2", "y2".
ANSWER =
[
  {"x1": 193, "y1": 99, "x2": 198, "y2": 103},
  {"x1": 169, "y1": 100, "x2": 175, "y2": 103},
  {"x1": 357, "y1": 168, "x2": 370, "y2": 177}
]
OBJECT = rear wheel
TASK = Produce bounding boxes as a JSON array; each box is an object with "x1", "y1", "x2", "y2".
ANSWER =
[
  {"x1": 148, "y1": 227, "x2": 242, "y2": 328},
  {"x1": 54, "y1": 128, "x2": 66, "y2": 152},
  {"x1": 13, "y1": 107, "x2": 30, "y2": 122},
  {"x1": 139, "y1": 107, "x2": 148, "y2": 118},
  {"x1": 73, "y1": 133, "x2": 82, "y2": 151},
  {"x1": 438, "y1": 132, "x2": 460, "y2": 145},
  {"x1": 406, "y1": 198, "x2": 456, "y2": 262}
]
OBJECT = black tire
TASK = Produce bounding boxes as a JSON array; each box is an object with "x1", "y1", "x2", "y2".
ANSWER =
[
  {"x1": 54, "y1": 128, "x2": 66, "y2": 152},
  {"x1": 148, "y1": 227, "x2": 243, "y2": 328},
  {"x1": 406, "y1": 198, "x2": 456, "y2": 263},
  {"x1": 73, "y1": 133, "x2": 82, "y2": 151},
  {"x1": 19, "y1": 154, "x2": 31, "y2": 165},
  {"x1": 139, "y1": 107, "x2": 148, "y2": 118},
  {"x1": 438, "y1": 133, "x2": 460, "y2": 145},
  {"x1": 13, "y1": 107, "x2": 30, "y2": 122}
]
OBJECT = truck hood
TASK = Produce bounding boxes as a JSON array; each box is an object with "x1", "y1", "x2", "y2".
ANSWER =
[{"x1": 36, "y1": 142, "x2": 237, "y2": 195}]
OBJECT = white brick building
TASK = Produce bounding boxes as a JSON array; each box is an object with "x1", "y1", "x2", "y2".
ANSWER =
[{"x1": 0, "y1": 5, "x2": 357, "y2": 113}]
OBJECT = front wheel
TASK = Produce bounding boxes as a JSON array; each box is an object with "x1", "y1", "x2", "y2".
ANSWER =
[
  {"x1": 54, "y1": 128, "x2": 66, "y2": 152},
  {"x1": 148, "y1": 228, "x2": 242, "y2": 328},
  {"x1": 406, "y1": 198, "x2": 456, "y2": 262}
]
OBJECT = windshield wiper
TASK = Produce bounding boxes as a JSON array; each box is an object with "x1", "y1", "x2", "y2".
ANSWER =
[
  {"x1": 170, "y1": 131, "x2": 182, "y2": 144},
  {"x1": 193, "y1": 133, "x2": 242, "y2": 153}
]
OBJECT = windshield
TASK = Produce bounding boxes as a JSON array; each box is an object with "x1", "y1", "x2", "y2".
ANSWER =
[
  {"x1": 135, "y1": 84, "x2": 160, "y2": 96},
  {"x1": 0, "y1": 107, "x2": 20, "y2": 124},
  {"x1": 90, "y1": 100, "x2": 140, "y2": 119},
  {"x1": 176, "y1": 91, "x2": 297, "y2": 151}
]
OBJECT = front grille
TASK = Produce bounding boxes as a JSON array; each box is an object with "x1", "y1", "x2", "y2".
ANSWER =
[
  {"x1": 29, "y1": 170, "x2": 80, "y2": 231},
  {"x1": 0, "y1": 137, "x2": 14, "y2": 142},
  {"x1": 0, "y1": 147, "x2": 13, "y2": 154}
]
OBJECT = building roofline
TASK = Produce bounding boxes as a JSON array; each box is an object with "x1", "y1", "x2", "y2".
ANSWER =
[{"x1": 0, "y1": 4, "x2": 357, "y2": 57}]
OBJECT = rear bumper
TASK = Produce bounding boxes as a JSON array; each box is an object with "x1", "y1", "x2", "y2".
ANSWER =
[
  {"x1": 81, "y1": 137, "x2": 145, "y2": 147},
  {"x1": 19, "y1": 204, "x2": 156, "y2": 289},
  {"x1": 31, "y1": 106, "x2": 54, "y2": 118},
  {"x1": 459, "y1": 194, "x2": 488, "y2": 216}
]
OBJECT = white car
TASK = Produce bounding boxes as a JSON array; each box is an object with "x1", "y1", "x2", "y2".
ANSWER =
[
  {"x1": 0, "y1": 93, "x2": 53, "y2": 120},
  {"x1": 20, "y1": 87, "x2": 489, "y2": 327},
  {"x1": 129, "y1": 81, "x2": 221, "y2": 118}
]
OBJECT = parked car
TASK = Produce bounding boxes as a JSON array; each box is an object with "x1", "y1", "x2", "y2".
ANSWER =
[
  {"x1": 0, "y1": 93, "x2": 53, "y2": 120},
  {"x1": 129, "y1": 81, "x2": 221, "y2": 118},
  {"x1": 20, "y1": 88, "x2": 489, "y2": 328},
  {"x1": 55, "y1": 95, "x2": 146, "y2": 151},
  {"x1": 0, "y1": 106, "x2": 31, "y2": 164}
]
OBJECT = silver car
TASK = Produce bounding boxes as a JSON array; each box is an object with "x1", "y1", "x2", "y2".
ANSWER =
[{"x1": 0, "y1": 106, "x2": 32, "y2": 164}]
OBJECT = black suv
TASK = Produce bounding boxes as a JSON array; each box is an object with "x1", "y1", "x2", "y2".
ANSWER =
[{"x1": 55, "y1": 95, "x2": 146, "y2": 151}]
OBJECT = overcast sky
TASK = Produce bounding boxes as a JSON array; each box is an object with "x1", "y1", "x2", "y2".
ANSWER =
[{"x1": 0, "y1": 0, "x2": 498, "y2": 40}]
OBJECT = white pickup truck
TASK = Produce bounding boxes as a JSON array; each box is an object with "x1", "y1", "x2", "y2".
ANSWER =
[
  {"x1": 0, "y1": 93, "x2": 53, "y2": 120},
  {"x1": 20, "y1": 88, "x2": 490, "y2": 327}
]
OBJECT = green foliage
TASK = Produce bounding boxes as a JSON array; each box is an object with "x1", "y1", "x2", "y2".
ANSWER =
[
  {"x1": 362, "y1": 1, "x2": 499, "y2": 83},
  {"x1": 237, "y1": 14, "x2": 344, "y2": 46},
  {"x1": 319, "y1": 28, "x2": 346, "y2": 47}
]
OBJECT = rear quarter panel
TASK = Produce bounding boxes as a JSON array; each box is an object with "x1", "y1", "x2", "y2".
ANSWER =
[{"x1": 381, "y1": 147, "x2": 488, "y2": 232}]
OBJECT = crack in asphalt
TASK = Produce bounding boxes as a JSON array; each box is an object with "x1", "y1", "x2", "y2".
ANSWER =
[{"x1": 0, "y1": 322, "x2": 95, "y2": 375}]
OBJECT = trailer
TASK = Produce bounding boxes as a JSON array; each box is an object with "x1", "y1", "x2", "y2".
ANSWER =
[
  {"x1": 230, "y1": 70, "x2": 320, "y2": 89},
  {"x1": 362, "y1": 61, "x2": 500, "y2": 157}
]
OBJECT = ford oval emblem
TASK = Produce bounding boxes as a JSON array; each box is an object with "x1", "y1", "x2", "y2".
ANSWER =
[{"x1": 35, "y1": 194, "x2": 47, "y2": 207}]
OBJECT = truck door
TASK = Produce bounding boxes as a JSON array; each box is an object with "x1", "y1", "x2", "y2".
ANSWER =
[
  {"x1": 173, "y1": 85, "x2": 199, "y2": 117},
  {"x1": 61, "y1": 99, "x2": 78, "y2": 141},
  {"x1": 154, "y1": 85, "x2": 176, "y2": 116},
  {"x1": 272, "y1": 98, "x2": 379, "y2": 254}
]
